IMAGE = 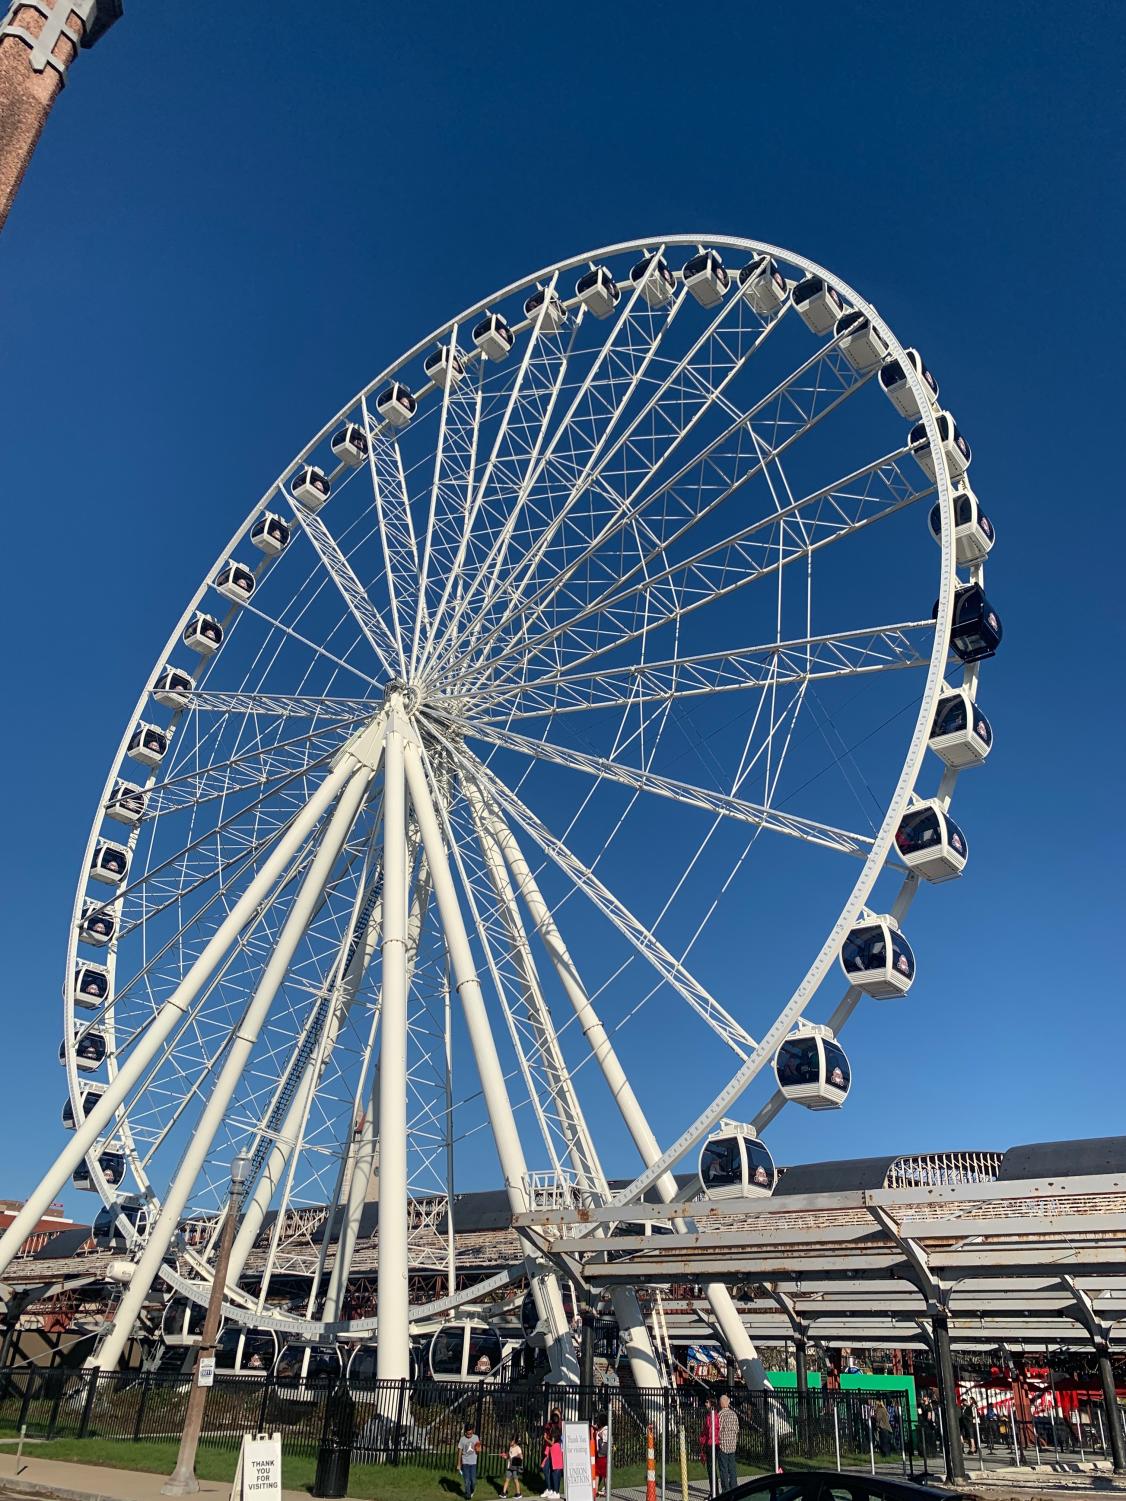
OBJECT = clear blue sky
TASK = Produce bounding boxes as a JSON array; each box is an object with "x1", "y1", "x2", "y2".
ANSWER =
[{"x1": 2, "y1": 1, "x2": 1124, "y2": 1216}]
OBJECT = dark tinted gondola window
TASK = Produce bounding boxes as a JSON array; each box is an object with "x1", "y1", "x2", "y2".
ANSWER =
[
  {"x1": 823, "y1": 1043, "x2": 850, "y2": 1090},
  {"x1": 896, "y1": 807, "x2": 941, "y2": 853},
  {"x1": 794, "y1": 276, "x2": 823, "y2": 302},
  {"x1": 932, "y1": 695, "x2": 968, "y2": 737},
  {"x1": 837, "y1": 310, "x2": 866, "y2": 333},
  {"x1": 880, "y1": 360, "x2": 905, "y2": 389},
  {"x1": 466, "y1": 1327, "x2": 501, "y2": 1374},
  {"x1": 701, "y1": 1138, "x2": 742, "y2": 1189},
  {"x1": 891, "y1": 933, "x2": 915, "y2": 979},
  {"x1": 430, "y1": 1326, "x2": 464, "y2": 1375},
  {"x1": 776, "y1": 1040, "x2": 819, "y2": 1086},
  {"x1": 745, "y1": 1140, "x2": 774, "y2": 1189},
  {"x1": 842, "y1": 924, "x2": 884, "y2": 971},
  {"x1": 973, "y1": 713, "x2": 992, "y2": 745}
]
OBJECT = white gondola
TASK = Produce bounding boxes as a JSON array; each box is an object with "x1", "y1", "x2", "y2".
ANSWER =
[
  {"x1": 894, "y1": 800, "x2": 968, "y2": 882},
  {"x1": 73, "y1": 961, "x2": 110, "y2": 1009},
  {"x1": 152, "y1": 664, "x2": 195, "y2": 710},
  {"x1": 629, "y1": 251, "x2": 675, "y2": 307},
  {"x1": 738, "y1": 254, "x2": 788, "y2": 315},
  {"x1": 72, "y1": 1151, "x2": 125, "y2": 1190},
  {"x1": 575, "y1": 265, "x2": 620, "y2": 319},
  {"x1": 910, "y1": 410, "x2": 972, "y2": 482},
  {"x1": 183, "y1": 612, "x2": 223, "y2": 655},
  {"x1": 472, "y1": 313, "x2": 515, "y2": 362},
  {"x1": 250, "y1": 511, "x2": 291, "y2": 556},
  {"x1": 214, "y1": 1326, "x2": 279, "y2": 1376},
  {"x1": 63, "y1": 1025, "x2": 108, "y2": 1071},
  {"x1": 79, "y1": 899, "x2": 116, "y2": 946},
  {"x1": 127, "y1": 722, "x2": 169, "y2": 768},
  {"x1": 105, "y1": 779, "x2": 146, "y2": 825},
  {"x1": 834, "y1": 309, "x2": 889, "y2": 372},
  {"x1": 90, "y1": 838, "x2": 130, "y2": 885},
  {"x1": 214, "y1": 559, "x2": 255, "y2": 604},
  {"x1": 928, "y1": 485, "x2": 995, "y2": 565},
  {"x1": 524, "y1": 286, "x2": 566, "y2": 333},
  {"x1": 698, "y1": 1121, "x2": 776, "y2": 1199},
  {"x1": 682, "y1": 248, "x2": 730, "y2": 308},
  {"x1": 840, "y1": 915, "x2": 916, "y2": 998},
  {"x1": 93, "y1": 1196, "x2": 148, "y2": 1249},
  {"x1": 376, "y1": 381, "x2": 417, "y2": 426},
  {"x1": 773, "y1": 1025, "x2": 851, "y2": 1108},
  {"x1": 161, "y1": 1296, "x2": 212, "y2": 1347},
  {"x1": 62, "y1": 1084, "x2": 105, "y2": 1128},
  {"x1": 938, "y1": 582, "x2": 1003, "y2": 664},
  {"x1": 792, "y1": 275, "x2": 845, "y2": 334},
  {"x1": 293, "y1": 464, "x2": 331, "y2": 511},
  {"x1": 275, "y1": 1342, "x2": 343, "y2": 1397},
  {"x1": 330, "y1": 423, "x2": 370, "y2": 466},
  {"x1": 427, "y1": 1321, "x2": 503, "y2": 1381},
  {"x1": 929, "y1": 686, "x2": 993, "y2": 768},
  {"x1": 424, "y1": 344, "x2": 466, "y2": 390},
  {"x1": 879, "y1": 348, "x2": 939, "y2": 420}
]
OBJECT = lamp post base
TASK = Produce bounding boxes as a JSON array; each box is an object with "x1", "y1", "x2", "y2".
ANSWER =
[{"x1": 161, "y1": 1465, "x2": 201, "y2": 1495}]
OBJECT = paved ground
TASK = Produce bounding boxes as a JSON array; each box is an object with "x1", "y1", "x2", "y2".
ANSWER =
[{"x1": 0, "y1": 1452, "x2": 308, "y2": 1501}]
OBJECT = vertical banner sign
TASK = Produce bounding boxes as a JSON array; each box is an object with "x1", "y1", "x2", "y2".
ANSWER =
[
  {"x1": 196, "y1": 1357, "x2": 215, "y2": 1388},
  {"x1": 563, "y1": 1421, "x2": 594, "y2": 1501},
  {"x1": 231, "y1": 1433, "x2": 282, "y2": 1501}
]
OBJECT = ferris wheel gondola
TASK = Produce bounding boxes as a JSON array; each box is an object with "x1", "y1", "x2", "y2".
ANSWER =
[
  {"x1": 773, "y1": 1026, "x2": 851, "y2": 1109},
  {"x1": 699, "y1": 1123, "x2": 777, "y2": 1199}
]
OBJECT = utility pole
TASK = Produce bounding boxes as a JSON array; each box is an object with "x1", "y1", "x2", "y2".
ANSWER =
[
  {"x1": 0, "y1": 0, "x2": 122, "y2": 231},
  {"x1": 163, "y1": 1154, "x2": 251, "y2": 1496}
]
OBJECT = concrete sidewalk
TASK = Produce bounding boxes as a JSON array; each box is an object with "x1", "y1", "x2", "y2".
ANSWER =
[{"x1": 0, "y1": 1452, "x2": 309, "y2": 1501}]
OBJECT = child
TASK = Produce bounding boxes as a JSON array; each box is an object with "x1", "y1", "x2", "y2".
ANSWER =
[
  {"x1": 542, "y1": 1420, "x2": 564, "y2": 1499},
  {"x1": 593, "y1": 1415, "x2": 609, "y2": 1499},
  {"x1": 502, "y1": 1436, "x2": 524, "y2": 1498},
  {"x1": 457, "y1": 1424, "x2": 482, "y2": 1500}
]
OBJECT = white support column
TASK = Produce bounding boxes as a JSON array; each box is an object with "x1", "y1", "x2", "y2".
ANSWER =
[
  {"x1": 0, "y1": 723, "x2": 380, "y2": 1282},
  {"x1": 485, "y1": 793, "x2": 767, "y2": 1389},
  {"x1": 91, "y1": 756, "x2": 377, "y2": 1372},
  {"x1": 376, "y1": 708, "x2": 411, "y2": 1383},
  {"x1": 404, "y1": 738, "x2": 579, "y2": 1385}
]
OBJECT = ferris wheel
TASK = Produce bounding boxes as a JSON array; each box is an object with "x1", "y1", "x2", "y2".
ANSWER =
[{"x1": 2, "y1": 235, "x2": 1001, "y2": 1385}]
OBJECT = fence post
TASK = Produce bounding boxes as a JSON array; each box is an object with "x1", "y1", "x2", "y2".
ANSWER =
[
  {"x1": 1098, "y1": 1407, "x2": 1107, "y2": 1459},
  {"x1": 257, "y1": 1373, "x2": 272, "y2": 1434},
  {"x1": 132, "y1": 1369, "x2": 152, "y2": 1442},
  {"x1": 869, "y1": 1416, "x2": 876, "y2": 1476},
  {"x1": 16, "y1": 1367, "x2": 35, "y2": 1434},
  {"x1": 607, "y1": 1400, "x2": 614, "y2": 1501},
  {"x1": 974, "y1": 1415, "x2": 985, "y2": 1474},
  {"x1": 391, "y1": 1377, "x2": 407, "y2": 1467},
  {"x1": 78, "y1": 1368, "x2": 99, "y2": 1439},
  {"x1": 833, "y1": 1404, "x2": 841, "y2": 1472},
  {"x1": 660, "y1": 1393, "x2": 666, "y2": 1501},
  {"x1": 45, "y1": 1372, "x2": 67, "y2": 1440}
]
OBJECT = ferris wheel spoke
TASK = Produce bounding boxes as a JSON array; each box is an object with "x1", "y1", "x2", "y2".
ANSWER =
[
  {"x1": 448, "y1": 331, "x2": 862, "y2": 683},
  {"x1": 185, "y1": 691, "x2": 374, "y2": 721},
  {"x1": 286, "y1": 498, "x2": 399, "y2": 678},
  {"x1": 357, "y1": 402, "x2": 421, "y2": 679}
]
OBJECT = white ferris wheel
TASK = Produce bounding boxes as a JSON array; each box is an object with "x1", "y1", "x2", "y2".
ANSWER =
[{"x1": 2, "y1": 235, "x2": 1001, "y2": 1386}]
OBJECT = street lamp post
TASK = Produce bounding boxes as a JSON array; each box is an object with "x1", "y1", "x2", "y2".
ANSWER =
[{"x1": 163, "y1": 1154, "x2": 252, "y2": 1497}]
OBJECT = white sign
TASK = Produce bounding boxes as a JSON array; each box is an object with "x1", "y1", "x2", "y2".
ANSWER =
[
  {"x1": 562, "y1": 1421, "x2": 593, "y2": 1501},
  {"x1": 231, "y1": 1433, "x2": 282, "y2": 1501},
  {"x1": 196, "y1": 1357, "x2": 215, "y2": 1388}
]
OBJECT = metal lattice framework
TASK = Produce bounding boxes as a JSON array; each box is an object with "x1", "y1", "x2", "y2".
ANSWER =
[{"x1": 0, "y1": 235, "x2": 997, "y2": 1384}]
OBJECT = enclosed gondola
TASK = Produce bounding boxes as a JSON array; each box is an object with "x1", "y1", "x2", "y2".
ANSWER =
[
  {"x1": 152, "y1": 664, "x2": 195, "y2": 710},
  {"x1": 682, "y1": 248, "x2": 730, "y2": 307},
  {"x1": 330, "y1": 423, "x2": 370, "y2": 466},
  {"x1": 251, "y1": 511, "x2": 291, "y2": 556},
  {"x1": 792, "y1": 275, "x2": 845, "y2": 334},
  {"x1": 79, "y1": 899, "x2": 116, "y2": 947},
  {"x1": 427, "y1": 1320, "x2": 503, "y2": 1381},
  {"x1": 424, "y1": 344, "x2": 466, "y2": 390},
  {"x1": 840, "y1": 915, "x2": 915, "y2": 997},
  {"x1": 936, "y1": 583, "x2": 1003, "y2": 664},
  {"x1": 105, "y1": 779, "x2": 146, "y2": 825},
  {"x1": 895, "y1": 801, "x2": 968, "y2": 882},
  {"x1": 738, "y1": 254, "x2": 788, "y2": 314},
  {"x1": 929, "y1": 687, "x2": 993, "y2": 768},
  {"x1": 773, "y1": 1026, "x2": 851, "y2": 1108},
  {"x1": 630, "y1": 251, "x2": 675, "y2": 307},
  {"x1": 928, "y1": 486, "x2": 995, "y2": 565},
  {"x1": 345, "y1": 1342, "x2": 379, "y2": 1387},
  {"x1": 275, "y1": 1342, "x2": 343, "y2": 1396},
  {"x1": 214, "y1": 1326, "x2": 279, "y2": 1376},
  {"x1": 698, "y1": 1122, "x2": 776, "y2": 1199},
  {"x1": 94, "y1": 1196, "x2": 148, "y2": 1249},
  {"x1": 835, "y1": 310, "x2": 889, "y2": 372},
  {"x1": 524, "y1": 286, "x2": 566, "y2": 333},
  {"x1": 161, "y1": 1295, "x2": 212, "y2": 1347},
  {"x1": 293, "y1": 464, "x2": 331, "y2": 511},
  {"x1": 62, "y1": 1083, "x2": 105, "y2": 1127},
  {"x1": 63, "y1": 1025, "x2": 108, "y2": 1071},
  {"x1": 127, "y1": 722, "x2": 169, "y2": 768},
  {"x1": 909, "y1": 410, "x2": 972, "y2": 482},
  {"x1": 472, "y1": 312, "x2": 515, "y2": 362},
  {"x1": 90, "y1": 839, "x2": 130, "y2": 885},
  {"x1": 214, "y1": 559, "x2": 256, "y2": 604},
  {"x1": 72, "y1": 1151, "x2": 125, "y2": 1190},
  {"x1": 879, "y1": 348, "x2": 939, "y2": 420},
  {"x1": 73, "y1": 961, "x2": 110, "y2": 1008},
  {"x1": 575, "y1": 265, "x2": 620, "y2": 319},
  {"x1": 183, "y1": 612, "x2": 224, "y2": 655},
  {"x1": 376, "y1": 381, "x2": 417, "y2": 426}
]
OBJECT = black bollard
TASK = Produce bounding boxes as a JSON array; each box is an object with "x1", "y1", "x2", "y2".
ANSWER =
[{"x1": 313, "y1": 1376, "x2": 356, "y2": 1499}]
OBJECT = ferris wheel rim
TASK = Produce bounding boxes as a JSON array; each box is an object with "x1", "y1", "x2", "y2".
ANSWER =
[{"x1": 59, "y1": 233, "x2": 965, "y2": 1337}]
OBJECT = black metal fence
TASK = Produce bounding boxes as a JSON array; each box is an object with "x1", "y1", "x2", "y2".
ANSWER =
[{"x1": 0, "y1": 1368, "x2": 944, "y2": 1478}]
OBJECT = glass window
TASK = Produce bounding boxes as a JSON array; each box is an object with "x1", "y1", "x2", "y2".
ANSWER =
[
  {"x1": 955, "y1": 494, "x2": 974, "y2": 524},
  {"x1": 880, "y1": 360, "x2": 905, "y2": 389},
  {"x1": 101, "y1": 1154, "x2": 125, "y2": 1183},
  {"x1": 466, "y1": 1326, "x2": 501, "y2": 1375},
  {"x1": 896, "y1": 807, "x2": 941, "y2": 854},
  {"x1": 838, "y1": 310, "x2": 866, "y2": 334},
  {"x1": 932, "y1": 694, "x2": 968, "y2": 738},
  {"x1": 842, "y1": 924, "x2": 885, "y2": 971},
  {"x1": 794, "y1": 276, "x2": 823, "y2": 303},
  {"x1": 215, "y1": 1328, "x2": 241, "y2": 1371},
  {"x1": 776, "y1": 1039, "x2": 819, "y2": 1086},
  {"x1": 684, "y1": 254, "x2": 708, "y2": 277},
  {"x1": 431, "y1": 1325, "x2": 465, "y2": 1375},
  {"x1": 242, "y1": 1333, "x2": 275, "y2": 1371},
  {"x1": 973, "y1": 712, "x2": 992, "y2": 745},
  {"x1": 745, "y1": 1140, "x2": 774, "y2": 1190},
  {"x1": 945, "y1": 816, "x2": 967, "y2": 855},
  {"x1": 350, "y1": 1347, "x2": 378, "y2": 1384},
  {"x1": 700, "y1": 1137, "x2": 743, "y2": 1189},
  {"x1": 823, "y1": 1043, "x2": 850, "y2": 1091},
  {"x1": 474, "y1": 316, "x2": 494, "y2": 337},
  {"x1": 891, "y1": 932, "x2": 915, "y2": 979}
]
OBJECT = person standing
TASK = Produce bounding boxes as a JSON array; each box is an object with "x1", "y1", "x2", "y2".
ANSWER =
[
  {"x1": 873, "y1": 1400, "x2": 892, "y2": 1457},
  {"x1": 457, "y1": 1424, "x2": 482, "y2": 1499},
  {"x1": 502, "y1": 1437, "x2": 524, "y2": 1498},
  {"x1": 717, "y1": 1394, "x2": 740, "y2": 1493},
  {"x1": 542, "y1": 1418, "x2": 564, "y2": 1499},
  {"x1": 593, "y1": 1414, "x2": 609, "y2": 1499}
]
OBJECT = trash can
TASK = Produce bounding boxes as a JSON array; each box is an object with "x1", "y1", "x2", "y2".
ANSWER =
[{"x1": 312, "y1": 1377, "x2": 355, "y2": 1498}]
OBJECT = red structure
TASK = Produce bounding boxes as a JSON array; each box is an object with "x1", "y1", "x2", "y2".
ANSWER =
[{"x1": 0, "y1": 1198, "x2": 85, "y2": 1257}]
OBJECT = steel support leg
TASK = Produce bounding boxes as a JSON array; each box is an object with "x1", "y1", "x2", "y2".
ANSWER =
[
  {"x1": 933, "y1": 1315, "x2": 965, "y2": 1482},
  {"x1": 1097, "y1": 1345, "x2": 1126, "y2": 1473}
]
